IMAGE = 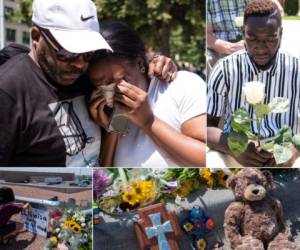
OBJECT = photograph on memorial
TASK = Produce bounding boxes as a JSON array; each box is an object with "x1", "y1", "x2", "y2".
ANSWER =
[
  {"x1": 0, "y1": 167, "x2": 92, "y2": 250},
  {"x1": 93, "y1": 168, "x2": 300, "y2": 250}
]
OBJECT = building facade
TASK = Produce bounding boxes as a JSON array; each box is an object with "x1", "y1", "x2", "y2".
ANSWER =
[{"x1": 0, "y1": 0, "x2": 30, "y2": 49}]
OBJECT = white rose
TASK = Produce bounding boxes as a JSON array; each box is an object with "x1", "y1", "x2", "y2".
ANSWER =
[
  {"x1": 243, "y1": 81, "x2": 265, "y2": 105},
  {"x1": 235, "y1": 16, "x2": 244, "y2": 28}
]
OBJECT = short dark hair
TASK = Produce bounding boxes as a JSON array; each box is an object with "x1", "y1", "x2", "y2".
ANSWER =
[
  {"x1": 0, "y1": 187, "x2": 15, "y2": 204},
  {"x1": 90, "y1": 22, "x2": 148, "y2": 69},
  {"x1": 0, "y1": 43, "x2": 30, "y2": 66},
  {"x1": 244, "y1": 0, "x2": 281, "y2": 26}
]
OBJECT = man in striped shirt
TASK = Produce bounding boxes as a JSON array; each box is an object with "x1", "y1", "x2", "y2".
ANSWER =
[{"x1": 207, "y1": 0, "x2": 300, "y2": 167}]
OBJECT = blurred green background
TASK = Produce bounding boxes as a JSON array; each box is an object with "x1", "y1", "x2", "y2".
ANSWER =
[{"x1": 14, "y1": 0, "x2": 206, "y2": 73}]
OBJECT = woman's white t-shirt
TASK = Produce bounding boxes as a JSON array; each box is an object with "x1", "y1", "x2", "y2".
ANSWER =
[{"x1": 114, "y1": 70, "x2": 206, "y2": 167}]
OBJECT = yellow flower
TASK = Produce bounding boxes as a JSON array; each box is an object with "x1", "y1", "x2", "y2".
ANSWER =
[
  {"x1": 122, "y1": 180, "x2": 156, "y2": 206},
  {"x1": 183, "y1": 222, "x2": 193, "y2": 232},
  {"x1": 217, "y1": 170, "x2": 228, "y2": 187},
  {"x1": 135, "y1": 180, "x2": 156, "y2": 203},
  {"x1": 179, "y1": 181, "x2": 193, "y2": 197},
  {"x1": 196, "y1": 238, "x2": 207, "y2": 250},
  {"x1": 50, "y1": 236, "x2": 58, "y2": 246},
  {"x1": 121, "y1": 187, "x2": 139, "y2": 206},
  {"x1": 206, "y1": 178, "x2": 214, "y2": 188},
  {"x1": 200, "y1": 169, "x2": 216, "y2": 187},
  {"x1": 201, "y1": 168, "x2": 212, "y2": 180},
  {"x1": 218, "y1": 178, "x2": 227, "y2": 188},
  {"x1": 64, "y1": 220, "x2": 81, "y2": 234},
  {"x1": 172, "y1": 180, "x2": 193, "y2": 197}
]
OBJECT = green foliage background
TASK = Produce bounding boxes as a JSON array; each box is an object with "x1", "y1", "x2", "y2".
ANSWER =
[
  {"x1": 284, "y1": 0, "x2": 299, "y2": 15},
  {"x1": 15, "y1": 0, "x2": 205, "y2": 70}
]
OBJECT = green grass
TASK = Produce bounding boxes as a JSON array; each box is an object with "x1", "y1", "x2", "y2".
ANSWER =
[{"x1": 283, "y1": 15, "x2": 300, "y2": 20}]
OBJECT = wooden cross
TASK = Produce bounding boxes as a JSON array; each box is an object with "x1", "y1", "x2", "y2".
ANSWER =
[{"x1": 134, "y1": 203, "x2": 181, "y2": 250}]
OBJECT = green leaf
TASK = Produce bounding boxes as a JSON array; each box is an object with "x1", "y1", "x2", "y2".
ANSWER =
[
  {"x1": 268, "y1": 97, "x2": 289, "y2": 113},
  {"x1": 254, "y1": 103, "x2": 271, "y2": 118},
  {"x1": 273, "y1": 144, "x2": 293, "y2": 164},
  {"x1": 231, "y1": 108, "x2": 251, "y2": 133},
  {"x1": 292, "y1": 134, "x2": 300, "y2": 150},
  {"x1": 227, "y1": 131, "x2": 248, "y2": 156},
  {"x1": 274, "y1": 125, "x2": 293, "y2": 145}
]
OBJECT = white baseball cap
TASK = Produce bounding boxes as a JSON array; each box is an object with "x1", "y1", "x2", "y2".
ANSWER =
[{"x1": 32, "y1": 0, "x2": 112, "y2": 53}]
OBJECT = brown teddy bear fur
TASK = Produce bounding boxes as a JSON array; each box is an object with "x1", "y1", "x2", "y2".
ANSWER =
[{"x1": 224, "y1": 168, "x2": 300, "y2": 250}]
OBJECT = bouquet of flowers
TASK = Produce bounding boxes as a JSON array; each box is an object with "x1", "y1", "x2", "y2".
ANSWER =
[
  {"x1": 227, "y1": 81, "x2": 300, "y2": 164},
  {"x1": 95, "y1": 168, "x2": 231, "y2": 214},
  {"x1": 44, "y1": 209, "x2": 92, "y2": 250},
  {"x1": 96, "y1": 168, "x2": 158, "y2": 213},
  {"x1": 199, "y1": 168, "x2": 232, "y2": 188}
]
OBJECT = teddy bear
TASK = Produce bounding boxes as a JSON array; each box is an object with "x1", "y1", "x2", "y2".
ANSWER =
[{"x1": 224, "y1": 168, "x2": 300, "y2": 250}]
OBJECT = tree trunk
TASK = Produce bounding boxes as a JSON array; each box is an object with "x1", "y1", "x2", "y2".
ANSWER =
[{"x1": 158, "y1": 22, "x2": 171, "y2": 57}]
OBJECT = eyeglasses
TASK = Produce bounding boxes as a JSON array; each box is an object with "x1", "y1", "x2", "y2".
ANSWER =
[{"x1": 40, "y1": 29, "x2": 94, "y2": 63}]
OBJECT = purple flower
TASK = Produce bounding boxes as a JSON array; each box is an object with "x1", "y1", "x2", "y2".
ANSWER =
[{"x1": 93, "y1": 169, "x2": 111, "y2": 200}]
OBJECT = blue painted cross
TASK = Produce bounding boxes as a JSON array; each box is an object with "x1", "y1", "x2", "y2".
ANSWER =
[{"x1": 145, "y1": 212, "x2": 174, "y2": 250}]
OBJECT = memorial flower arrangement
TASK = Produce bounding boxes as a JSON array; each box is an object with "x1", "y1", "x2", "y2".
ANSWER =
[
  {"x1": 227, "y1": 81, "x2": 300, "y2": 165},
  {"x1": 44, "y1": 209, "x2": 92, "y2": 250},
  {"x1": 96, "y1": 168, "x2": 159, "y2": 213},
  {"x1": 199, "y1": 168, "x2": 231, "y2": 188},
  {"x1": 95, "y1": 168, "x2": 231, "y2": 214}
]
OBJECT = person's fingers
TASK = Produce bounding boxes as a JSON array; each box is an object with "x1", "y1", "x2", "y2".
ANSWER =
[
  {"x1": 89, "y1": 97, "x2": 106, "y2": 111},
  {"x1": 264, "y1": 158, "x2": 277, "y2": 167},
  {"x1": 148, "y1": 61, "x2": 155, "y2": 79},
  {"x1": 170, "y1": 69, "x2": 177, "y2": 81},
  {"x1": 152, "y1": 56, "x2": 165, "y2": 77},
  {"x1": 256, "y1": 149, "x2": 273, "y2": 159},
  {"x1": 89, "y1": 89, "x2": 104, "y2": 104},
  {"x1": 161, "y1": 59, "x2": 174, "y2": 80},
  {"x1": 242, "y1": 158, "x2": 264, "y2": 167},
  {"x1": 117, "y1": 81, "x2": 142, "y2": 98},
  {"x1": 115, "y1": 93, "x2": 136, "y2": 109},
  {"x1": 162, "y1": 58, "x2": 177, "y2": 82},
  {"x1": 244, "y1": 142, "x2": 269, "y2": 163}
]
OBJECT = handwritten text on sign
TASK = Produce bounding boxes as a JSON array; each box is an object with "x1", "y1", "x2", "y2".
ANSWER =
[{"x1": 21, "y1": 208, "x2": 49, "y2": 237}]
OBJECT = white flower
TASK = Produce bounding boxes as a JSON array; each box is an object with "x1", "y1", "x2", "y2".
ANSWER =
[
  {"x1": 81, "y1": 223, "x2": 86, "y2": 227},
  {"x1": 235, "y1": 16, "x2": 244, "y2": 28},
  {"x1": 80, "y1": 217, "x2": 85, "y2": 223},
  {"x1": 55, "y1": 228, "x2": 60, "y2": 233},
  {"x1": 243, "y1": 81, "x2": 265, "y2": 105}
]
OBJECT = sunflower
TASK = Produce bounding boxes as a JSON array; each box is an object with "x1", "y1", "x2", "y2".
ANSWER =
[
  {"x1": 200, "y1": 169, "x2": 214, "y2": 187},
  {"x1": 121, "y1": 187, "x2": 140, "y2": 206},
  {"x1": 64, "y1": 220, "x2": 81, "y2": 234},
  {"x1": 135, "y1": 180, "x2": 156, "y2": 203},
  {"x1": 216, "y1": 170, "x2": 228, "y2": 187},
  {"x1": 178, "y1": 181, "x2": 193, "y2": 197}
]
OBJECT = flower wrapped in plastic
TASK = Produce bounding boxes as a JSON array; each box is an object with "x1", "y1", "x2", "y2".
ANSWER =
[{"x1": 97, "y1": 168, "x2": 159, "y2": 213}]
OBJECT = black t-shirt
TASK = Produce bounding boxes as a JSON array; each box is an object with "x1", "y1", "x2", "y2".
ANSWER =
[{"x1": 0, "y1": 54, "x2": 100, "y2": 166}]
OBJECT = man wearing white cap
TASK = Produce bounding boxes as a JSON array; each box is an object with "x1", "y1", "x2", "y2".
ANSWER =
[{"x1": 0, "y1": 0, "x2": 175, "y2": 167}]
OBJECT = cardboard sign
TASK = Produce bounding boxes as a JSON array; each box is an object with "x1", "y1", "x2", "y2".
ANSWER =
[{"x1": 21, "y1": 208, "x2": 49, "y2": 237}]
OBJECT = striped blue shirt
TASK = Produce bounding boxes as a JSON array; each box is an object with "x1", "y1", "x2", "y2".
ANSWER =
[{"x1": 207, "y1": 49, "x2": 300, "y2": 138}]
